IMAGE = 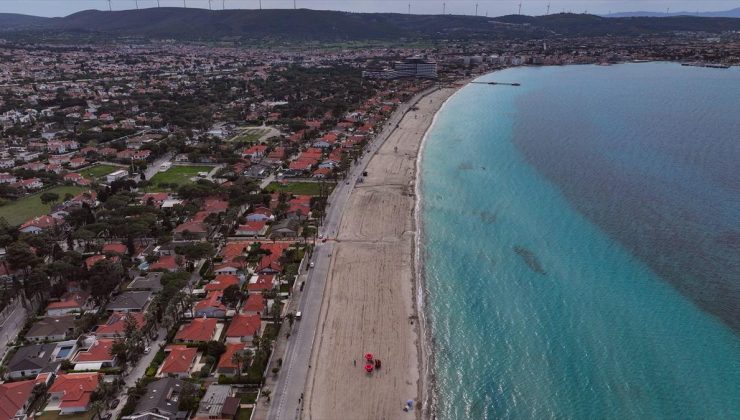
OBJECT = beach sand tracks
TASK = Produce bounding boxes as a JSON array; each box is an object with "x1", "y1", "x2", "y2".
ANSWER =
[
  {"x1": 338, "y1": 185, "x2": 413, "y2": 243},
  {"x1": 306, "y1": 241, "x2": 417, "y2": 420},
  {"x1": 362, "y1": 152, "x2": 416, "y2": 188}
]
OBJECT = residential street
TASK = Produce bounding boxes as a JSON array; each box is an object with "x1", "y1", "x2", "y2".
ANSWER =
[
  {"x1": 0, "y1": 300, "x2": 27, "y2": 362},
  {"x1": 107, "y1": 327, "x2": 167, "y2": 420}
]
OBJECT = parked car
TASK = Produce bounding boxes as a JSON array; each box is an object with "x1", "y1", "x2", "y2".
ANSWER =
[{"x1": 109, "y1": 399, "x2": 120, "y2": 409}]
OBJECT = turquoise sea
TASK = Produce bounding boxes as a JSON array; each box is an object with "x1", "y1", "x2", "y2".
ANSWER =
[{"x1": 420, "y1": 63, "x2": 740, "y2": 419}]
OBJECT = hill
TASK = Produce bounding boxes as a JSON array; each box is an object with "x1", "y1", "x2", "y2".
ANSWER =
[
  {"x1": 0, "y1": 13, "x2": 49, "y2": 30},
  {"x1": 0, "y1": 9, "x2": 739, "y2": 41}
]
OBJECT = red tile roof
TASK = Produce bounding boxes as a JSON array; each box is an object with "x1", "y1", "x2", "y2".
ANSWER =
[
  {"x1": 205, "y1": 275, "x2": 239, "y2": 292},
  {"x1": 95, "y1": 312, "x2": 145, "y2": 337},
  {"x1": 247, "y1": 274, "x2": 275, "y2": 293},
  {"x1": 48, "y1": 373, "x2": 100, "y2": 410},
  {"x1": 0, "y1": 380, "x2": 34, "y2": 419},
  {"x1": 217, "y1": 343, "x2": 246, "y2": 371},
  {"x1": 73, "y1": 339, "x2": 115, "y2": 363},
  {"x1": 160, "y1": 345, "x2": 197, "y2": 375},
  {"x1": 226, "y1": 313, "x2": 261, "y2": 339},
  {"x1": 175, "y1": 318, "x2": 218, "y2": 342},
  {"x1": 242, "y1": 294, "x2": 266, "y2": 314},
  {"x1": 102, "y1": 242, "x2": 127, "y2": 255},
  {"x1": 150, "y1": 255, "x2": 180, "y2": 271},
  {"x1": 194, "y1": 291, "x2": 227, "y2": 313}
]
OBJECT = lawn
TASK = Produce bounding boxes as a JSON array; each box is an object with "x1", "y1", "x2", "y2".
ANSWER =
[
  {"x1": 265, "y1": 182, "x2": 334, "y2": 196},
  {"x1": 238, "y1": 391, "x2": 259, "y2": 404},
  {"x1": 229, "y1": 127, "x2": 269, "y2": 143},
  {"x1": 0, "y1": 185, "x2": 87, "y2": 226},
  {"x1": 37, "y1": 411, "x2": 93, "y2": 420},
  {"x1": 236, "y1": 407, "x2": 253, "y2": 420},
  {"x1": 145, "y1": 165, "x2": 214, "y2": 191},
  {"x1": 76, "y1": 164, "x2": 120, "y2": 180}
]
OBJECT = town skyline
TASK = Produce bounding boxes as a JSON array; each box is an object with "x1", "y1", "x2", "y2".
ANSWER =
[{"x1": 0, "y1": 0, "x2": 738, "y2": 18}]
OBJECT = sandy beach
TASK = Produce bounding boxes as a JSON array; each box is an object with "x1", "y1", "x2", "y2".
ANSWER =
[{"x1": 304, "y1": 86, "x2": 458, "y2": 419}]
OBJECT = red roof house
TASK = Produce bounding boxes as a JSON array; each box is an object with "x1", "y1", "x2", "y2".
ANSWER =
[
  {"x1": 159, "y1": 345, "x2": 198, "y2": 378},
  {"x1": 46, "y1": 373, "x2": 100, "y2": 414},
  {"x1": 175, "y1": 318, "x2": 218, "y2": 343},
  {"x1": 205, "y1": 274, "x2": 240, "y2": 292},
  {"x1": 225, "y1": 313, "x2": 261, "y2": 344},
  {"x1": 0, "y1": 380, "x2": 35, "y2": 419}
]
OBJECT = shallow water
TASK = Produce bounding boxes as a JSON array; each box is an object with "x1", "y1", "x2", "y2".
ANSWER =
[{"x1": 421, "y1": 63, "x2": 740, "y2": 419}]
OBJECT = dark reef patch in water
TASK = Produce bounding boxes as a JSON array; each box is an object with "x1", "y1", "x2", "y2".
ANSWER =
[{"x1": 514, "y1": 246, "x2": 547, "y2": 275}]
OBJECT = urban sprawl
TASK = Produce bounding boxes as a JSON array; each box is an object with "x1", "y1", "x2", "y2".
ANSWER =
[{"x1": 0, "y1": 30, "x2": 738, "y2": 420}]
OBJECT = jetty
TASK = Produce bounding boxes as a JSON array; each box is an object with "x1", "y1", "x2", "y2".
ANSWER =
[{"x1": 470, "y1": 81, "x2": 521, "y2": 86}]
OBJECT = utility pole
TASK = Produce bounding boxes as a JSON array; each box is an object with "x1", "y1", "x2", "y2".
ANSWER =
[
  {"x1": 408, "y1": 3, "x2": 411, "y2": 15},
  {"x1": 108, "y1": 0, "x2": 112, "y2": 12},
  {"x1": 518, "y1": 2, "x2": 522, "y2": 15},
  {"x1": 442, "y1": 2, "x2": 445, "y2": 15},
  {"x1": 157, "y1": 0, "x2": 160, "y2": 7},
  {"x1": 223, "y1": 0, "x2": 225, "y2": 9},
  {"x1": 475, "y1": 3, "x2": 478, "y2": 16},
  {"x1": 546, "y1": 3, "x2": 550, "y2": 15},
  {"x1": 259, "y1": 0, "x2": 262, "y2": 10},
  {"x1": 135, "y1": 0, "x2": 139, "y2": 9},
  {"x1": 294, "y1": 0, "x2": 297, "y2": 9},
  {"x1": 208, "y1": 0, "x2": 212, "y2": 10},
  {"x1": 183, "y1": 0, "x2": 187, "y2": 8}
]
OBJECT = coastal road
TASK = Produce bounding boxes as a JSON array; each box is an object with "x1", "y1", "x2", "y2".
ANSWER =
[{"x1": 267, "y1": 86, "x2": 440, "y2": 420}]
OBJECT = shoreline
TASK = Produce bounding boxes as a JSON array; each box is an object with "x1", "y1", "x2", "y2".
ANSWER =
[
  {"x1": 304, "y1": 84, "x2": 461, "y2": 419},
  {"x1": 413, "y1": 86, "x2": 460, "y2": 419}
]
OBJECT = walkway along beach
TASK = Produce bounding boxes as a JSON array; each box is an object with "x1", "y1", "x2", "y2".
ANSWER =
[{"x1": 303, "y1": 86, "x2": 459, "y2": 419}]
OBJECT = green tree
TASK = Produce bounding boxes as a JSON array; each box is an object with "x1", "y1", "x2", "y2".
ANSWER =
[{"x1": 40, "y1": 192, "x2": 60, "y2": 205}]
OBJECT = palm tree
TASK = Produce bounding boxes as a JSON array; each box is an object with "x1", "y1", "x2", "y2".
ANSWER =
[{"x1": 90, "y1": 400, "x2": 106, "y2": 418}]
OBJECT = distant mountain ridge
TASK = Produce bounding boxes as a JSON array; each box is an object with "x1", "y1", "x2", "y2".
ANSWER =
[
  {"x1": 605, "y1": 7, "x2": 740, "y2": 18},
  {"x1": 1, "y1": 8, "x2": 739, "y2": 41}
]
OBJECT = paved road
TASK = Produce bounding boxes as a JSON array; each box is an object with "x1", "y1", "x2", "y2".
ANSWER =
[
  {"x1": 107, "y1": 327, "x2": 167, "y2": 420},
  {"x1": 267, "y1": 86, "x2": 439, "y2": 420},
  {"x1": 142, "y1": 152, "x2": 174, "y2": 181},
  {"x1": 0, "y1": 300, "x2": 27, "y2": 362}
]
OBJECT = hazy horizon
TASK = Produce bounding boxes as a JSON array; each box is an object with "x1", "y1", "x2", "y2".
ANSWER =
[{"x1": 0, "y1": 0, "x2": 738, "y2": 18}]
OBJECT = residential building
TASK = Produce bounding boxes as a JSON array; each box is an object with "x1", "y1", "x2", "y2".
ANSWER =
[
  {"x1": 105, "y1": 290, "x2": 153, "y2": 313},
  {"x1": 193, "y1": 385, "x2": 239, "y2": 420},
  {"x1": 122, "y1": 377, "x2": 187, "y2": 420},
  {"x1": 0, "y1": 380, "x2": 35, "y2": 420},
  {"x1": 158, "y1": 346, "x2": 198, "y2": 379},
  {"x1": 45, "y1": 373, "x2": 100, "y2": 415}
]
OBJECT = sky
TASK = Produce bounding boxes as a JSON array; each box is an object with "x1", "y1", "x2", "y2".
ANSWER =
[{"x1": 0, "y1": 0, "x2": 736, "y2": 17}]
